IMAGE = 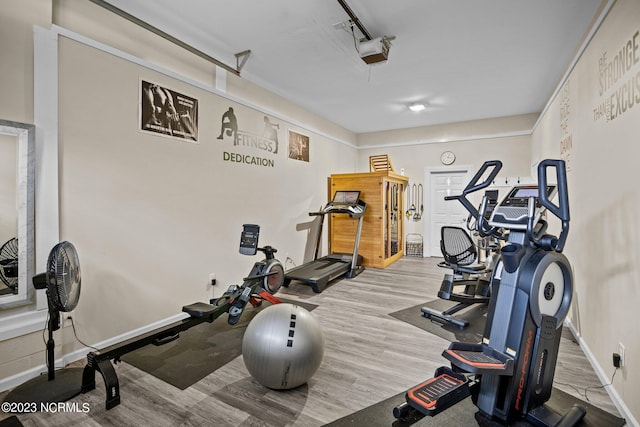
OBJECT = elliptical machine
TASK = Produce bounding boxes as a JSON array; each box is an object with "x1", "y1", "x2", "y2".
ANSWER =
[{"x1": 395, "y1": 159, "x2": 586, "y2": 426}]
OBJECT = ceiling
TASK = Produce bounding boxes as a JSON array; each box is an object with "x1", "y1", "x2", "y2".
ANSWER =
[{"x1": 101, "y1": 0, "x2": 604, "y2": 134}]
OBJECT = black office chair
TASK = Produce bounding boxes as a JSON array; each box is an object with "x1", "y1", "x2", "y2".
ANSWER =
[
  {"x1": 438, "y1": 226, "x2": 486, "y2": 274},
  {"x1": 421, "y1": 226, "x2": 491, "y2": 329}
]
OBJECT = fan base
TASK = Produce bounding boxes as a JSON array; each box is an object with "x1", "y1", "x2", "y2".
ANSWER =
[{"x1": 3, "y1": 367, "x2": 84, "y2": 410}]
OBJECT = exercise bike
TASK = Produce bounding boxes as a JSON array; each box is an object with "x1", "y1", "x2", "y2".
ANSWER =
[
  {"x1": 82, "y1": 224, "x2": 283, "y2": 409},
  {"x1": 395, "y1": 159, "x2": 587, "y2": 426},
  {"x1": 421, "y1": 191, "x2": 501, "y2": 330}
]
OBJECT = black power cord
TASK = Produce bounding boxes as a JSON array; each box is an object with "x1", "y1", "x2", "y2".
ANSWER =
[
  {"x1": 555, "y1": 367, "x2": 619, "y2": 402},
  {"x1": 41, "y1": 312, "x2": 99, "y2": 370},
  {"x1": 69, "y1": 316, "x2": 99, "y2": 351}
]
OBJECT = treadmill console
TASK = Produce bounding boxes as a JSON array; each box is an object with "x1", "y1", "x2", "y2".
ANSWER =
[
  {"x1": 239, "y1": 224, "x2": 260, "y2": 255},
  {"x1": 489, "y1": 185, "x2": 556, "y2": 230},
  {"x1": 323, "y1": 190, "x2": 366, "y2": 217}
]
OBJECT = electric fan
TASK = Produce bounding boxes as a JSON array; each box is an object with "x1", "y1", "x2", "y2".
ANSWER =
[
  {"x1": 3, "y1": 241, "x2": 84, "y2": 407},
  {"x1": 0, "y1": 237, "x2": 18, "y2": 294}
]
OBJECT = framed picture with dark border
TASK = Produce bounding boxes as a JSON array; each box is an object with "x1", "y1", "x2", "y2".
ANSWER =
[
  {"x1": 288, "y1": 129, "x2": 309, "y2": 162},
  {"x1": 140, "y1": 80, "x2": 198, "y2": 142}
]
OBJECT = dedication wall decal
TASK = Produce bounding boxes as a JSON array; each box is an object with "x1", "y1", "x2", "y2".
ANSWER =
[{"x1": 217, "y1": 107, "x2": 281, "y2": 168}]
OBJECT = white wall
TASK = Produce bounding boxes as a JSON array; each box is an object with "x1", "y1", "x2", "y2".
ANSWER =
[
  {"x1": 0, "y1": 0, "x2": 51, "y2": 124},
  {"x1": 0, "y1": 0, "x2": 52, "y2": 383},
  {"x1": 56, "y1": 35, "x2": 358, "y2": 344},
  {"x1": 0, "y1": 0, "x2": 358, "y2": 383},
  {"x1": 357, "y1": 115, "x2": 535, "y2": 238},
  {"x1": 531, "y1": 0, "x2": 640, "y2": 423}
]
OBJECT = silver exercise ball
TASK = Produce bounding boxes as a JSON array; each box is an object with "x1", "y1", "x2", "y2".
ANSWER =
[{"x1": 242, "y1": 303, "x2": 324, "y2": 389}]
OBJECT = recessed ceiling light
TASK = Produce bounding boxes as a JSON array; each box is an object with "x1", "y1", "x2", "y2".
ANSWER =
[{"x1": 409, "y1": 103, "x2": 426, "y2": 112}]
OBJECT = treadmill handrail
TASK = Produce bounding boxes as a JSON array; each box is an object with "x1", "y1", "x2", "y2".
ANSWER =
[
  {"x1": 309, "y1": 199, "x2": 367, "y2": 218},
  {"x1": 287, "y1": 197, "x2": 367, "y2": 291}
]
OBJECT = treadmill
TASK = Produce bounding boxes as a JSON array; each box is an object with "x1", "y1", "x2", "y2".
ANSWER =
[{"x1": 284, "y1": 190, "x2": 366, "y2": 293}]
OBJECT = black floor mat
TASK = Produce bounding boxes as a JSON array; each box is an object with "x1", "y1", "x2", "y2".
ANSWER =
[
  {"x1": 323, "y1": 387, "x2": 625, "y2": 427},
  {"x1": 122, "y1": 300, "x2": 317, "y2": 389},
  {"x1": 389, "y1": 299, "x2": 487, "y2": 343},
  {"x1": 0, "y1": 416, "x2": 23, "y2": 427}
]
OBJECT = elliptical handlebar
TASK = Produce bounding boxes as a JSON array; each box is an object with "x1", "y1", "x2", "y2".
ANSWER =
[
  {"x1": 538, "y1": 160, "x2": 570, "y2": 223},
  {"x1": 445, "y1": 160, "x2": 502, "y2": 236},
  {"x1": 527, "y1": 160, "x2": 570, "y2": 252},
  {"x1": 475, "y1": 195, "x2": 491, "y2": 236},
  {"x1": 462, "y1": 160, "x2": 503, "y2": 195}
]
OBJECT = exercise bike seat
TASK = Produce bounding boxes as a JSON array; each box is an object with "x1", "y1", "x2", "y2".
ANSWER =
[
  {"x1": 182, "y1": 302, "x2": 217, "y2": 319},
  {"x1": 437, "y1": 226, "x2": 490, "y2": 275},
  {"x1": 437, "y1": 261, "x2": 486, "y2": 274}
]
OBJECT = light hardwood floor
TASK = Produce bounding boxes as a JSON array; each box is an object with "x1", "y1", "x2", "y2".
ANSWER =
[{"x1": 1, "y1": 256, "x2": 621, "y2": 426}]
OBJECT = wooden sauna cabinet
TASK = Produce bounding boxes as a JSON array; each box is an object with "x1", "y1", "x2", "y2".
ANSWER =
[{"x1": 328, "y1": 171, "x2": 409, "y2": 269}]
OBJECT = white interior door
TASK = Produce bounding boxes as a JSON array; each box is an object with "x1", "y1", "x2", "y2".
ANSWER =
[{"x1": 426, "y1": 169, "x2": 471, "y2": 256}]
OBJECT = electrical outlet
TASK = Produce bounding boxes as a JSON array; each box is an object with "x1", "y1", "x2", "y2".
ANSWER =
[
  {"x1": 618, "y1": 342, "x2": 625, "y2": 367},
  {"x1": 613, "y1": 353, "x2": 621, "y2": 368},
  {"x1": 61, "y1": 312, "x2": 73, "y2": 327},
  {"x1": 209, "y1": 273, "x2": 216, "y2": 286}
]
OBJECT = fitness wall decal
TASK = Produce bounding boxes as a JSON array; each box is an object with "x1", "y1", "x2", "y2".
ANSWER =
[
  {"x1": 593, "y1": 28, "x2": 640, "y2": 123},
  {"x1": 140, "y1": 80, "x2": 198, "y2": 142},
  {"x1": 559, "y1": 81, "x2": 572, "y2": 172},
  {"x1": 217, "y1": 106, "x2": 281, "y2": 168},
  {"x1": 217, "y1": 108, "x2": 280, "y2": 154},
  {"x1": 222, "y1": 152, "x2": 275, "y2": 168}
]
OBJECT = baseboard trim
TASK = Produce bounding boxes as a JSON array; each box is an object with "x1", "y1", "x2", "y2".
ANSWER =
[
  {"x1": 565, "y1": 318, "x2": 638, "y2": 427},
  {"x1": 0, "y1": 312, "x2": 188, "y2": 393}
]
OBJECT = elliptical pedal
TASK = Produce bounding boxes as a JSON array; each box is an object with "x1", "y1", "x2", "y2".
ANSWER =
[
  {"x1": 396, "y1": 367, "x2": 470, "y2": 418},
  {"x1": 449, "y1": 349, "x2": 501, "y2": 364},
  {"x1": 442, "y1": 342, "x2": 514, "y2": 375}
]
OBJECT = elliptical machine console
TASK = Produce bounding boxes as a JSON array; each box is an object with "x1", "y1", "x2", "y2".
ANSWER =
[
  {"x1": 395, "y1": 159, "x2": 586, "y2": 426},
  {"x1": 489, "y1": 185, "x2": 556, "y2": 230}
]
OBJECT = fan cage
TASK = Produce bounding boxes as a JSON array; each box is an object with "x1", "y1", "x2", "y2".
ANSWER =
[
  {"x1": 0, "y1": 238, "x2": 19, "y2": 290},
  {"x1": 47, "y1": 241, "x2": 81, "y2": 312}
]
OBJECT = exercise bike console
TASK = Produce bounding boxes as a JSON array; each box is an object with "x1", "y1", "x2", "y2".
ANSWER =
[{"x1": 239, "y1": 224, "x2": 260, "y2": 255}]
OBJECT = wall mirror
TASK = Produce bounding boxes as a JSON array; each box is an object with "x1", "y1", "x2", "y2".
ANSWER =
[{"x1": 0, "y1": 119, "x2": 35, "y2": 309}]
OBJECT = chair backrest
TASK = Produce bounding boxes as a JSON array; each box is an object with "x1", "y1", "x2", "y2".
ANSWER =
[{"x1": 440, "y1": 226, "x2": 477, "y2": 267}]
